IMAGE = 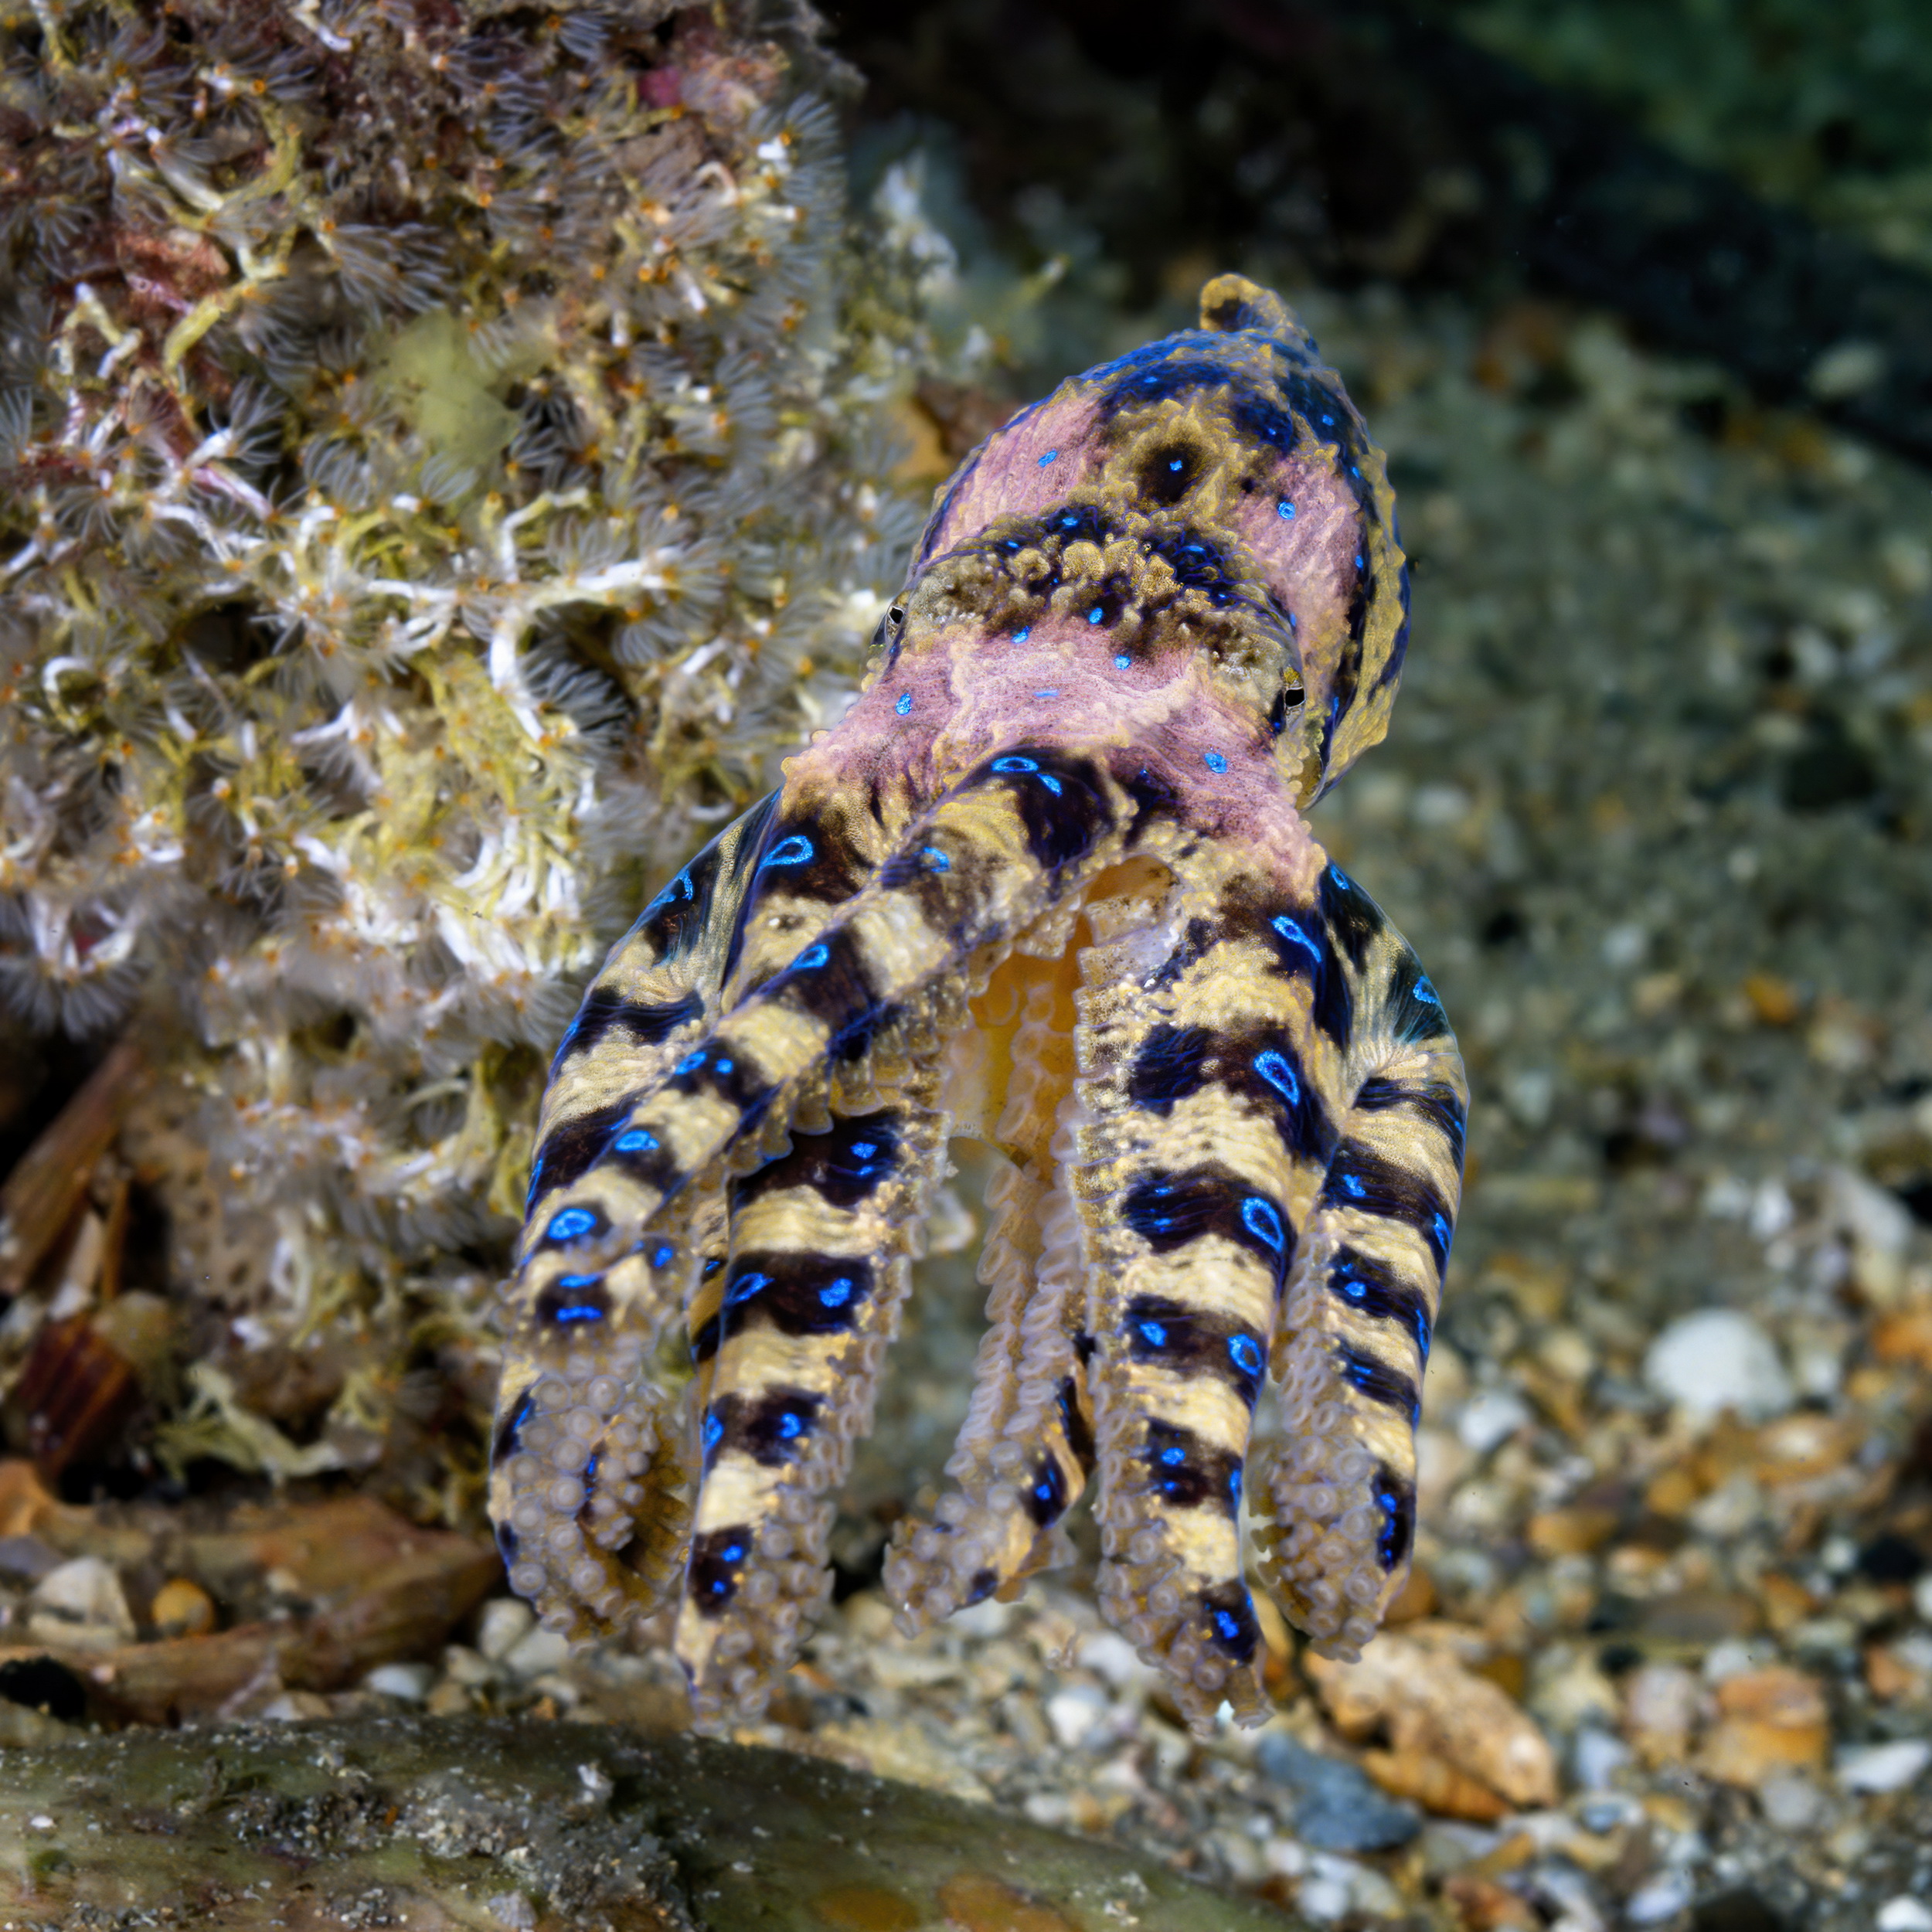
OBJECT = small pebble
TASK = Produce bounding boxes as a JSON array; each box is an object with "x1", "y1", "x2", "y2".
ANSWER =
[
  {"x1": 1877, "y1": 1900, "x2": 1932, "y2": 1932},
  {"x1": 362, "y1": 1662, "x2": 434, "y2": 1702},
  {"x1": 477, "y1": 1597, "x2": 536, "y2": 1663},
  {"x1": 1255, "y1": 1731, "x2": 1420, "y2": 1853},
  {"x1": 149, "y1": 1577, "x2": 216, "y2": 1639},
  {"x1": 1834, "y1": 1738, "x2": 1931, "y2": 1794},
  {"x1": 502, "y1": 1627, "x2": 571, "y2": 1680},
  {"x1": 1643, "y1": 1309, "x2": 1794, "y2": 1420}
]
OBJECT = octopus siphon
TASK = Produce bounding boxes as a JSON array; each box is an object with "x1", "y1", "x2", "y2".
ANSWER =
[{"x1": 488, "y1": 274, "x2": 1468, "y2": 1734}]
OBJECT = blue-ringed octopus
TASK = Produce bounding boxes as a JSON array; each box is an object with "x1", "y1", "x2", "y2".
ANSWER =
[{"x1": 488, "y1": 274, "x2": 1468, "y2": 1734}]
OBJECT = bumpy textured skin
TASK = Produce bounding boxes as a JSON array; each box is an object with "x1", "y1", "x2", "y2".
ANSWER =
[{"x1": 489, "y1": 277, "x2": 1468, "y2": 1733}]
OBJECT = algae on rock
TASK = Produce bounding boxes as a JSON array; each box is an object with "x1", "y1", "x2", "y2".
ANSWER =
[{"x1": 0, "y1": 0, "x2": 927, "y2": 1500}]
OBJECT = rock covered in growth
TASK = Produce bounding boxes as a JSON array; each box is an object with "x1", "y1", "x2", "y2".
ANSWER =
[{"x1": 0, "y1": 0, "x2": 920, "y2": 1478}]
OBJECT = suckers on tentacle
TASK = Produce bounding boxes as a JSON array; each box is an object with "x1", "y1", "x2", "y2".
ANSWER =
[{"x1": 491, "y1": 274, "x2": 1464, "y2": 1736}]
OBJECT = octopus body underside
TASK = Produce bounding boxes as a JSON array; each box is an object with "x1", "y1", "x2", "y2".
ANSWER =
[{"x1": 488, "y1": 275, "x2": 1468, "y2": 1733}]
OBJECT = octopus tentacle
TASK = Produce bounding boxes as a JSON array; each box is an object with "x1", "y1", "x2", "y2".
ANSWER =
[
  {"x1": 677, "y1": 1075, "x2": 948, "y2": 1726},
  {"x1": 1257, "y1": 874, "x2": 1466, "y2": 1658}
]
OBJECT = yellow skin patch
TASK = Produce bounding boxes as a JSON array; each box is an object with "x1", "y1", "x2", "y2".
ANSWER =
[{"x1": 490, "y1": 277, "x2": 1468, "y2": 1734}]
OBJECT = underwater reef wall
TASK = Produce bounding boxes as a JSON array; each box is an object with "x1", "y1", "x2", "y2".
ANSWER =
[{"x1": 0, "y1": 0, "x2": 923, "y2": 1493}]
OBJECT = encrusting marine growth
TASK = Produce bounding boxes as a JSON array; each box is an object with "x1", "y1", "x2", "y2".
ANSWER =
[
  {"x1": 0, "y1": 0, "x2": 920, "y2": 1480},
  {"x1": 495, "y1": 274, "x2": 1469, "y2": 1734}
]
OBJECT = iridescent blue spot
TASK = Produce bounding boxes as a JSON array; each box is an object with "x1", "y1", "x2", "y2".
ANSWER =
[
  {"x1": 553, "y1": 1304, "x2": 603, "y2": 1323},
  {"x1": 1038, "y1": 772, "x2": 1063, "y2": 795},
  {"x1": 1213, "y1": 1608, "x2": 1242, "y2": 1642},
  {"x1": 1433, "y1": 1213, "x2": 1454, "y2": 1259},
  {"x1": 1114, "y1": 653, "x2": 1131, "y2": 669},
  {"x1": 1253, "y1": 1049, "x2": 1299, "y2": 1104},
  {"x1": 850, "y1": 1141, "x2": 876, "y2": 1158},
  {"x1": 1270, "y1": 913, "x2": 1323, "y2": 968},
  {"x1": 1038, "y1": 449, "x2": 1058, "y2": 465},
  {"x1": 1229, "y1": 1465, "x2": 1243, "y2": 1510},
  {"x1": 1240, "y1": 1196, "x2": 1286, "y2": 1252},
  {"x1": 1033, "y1": 689, "x2": 1060, "y2": 699},
  {"x1": 1413, "y1": 975, "x2": 1440, "y2": 1006},
  {"x1": 1087, "y1": 606, "x2": 1104, "y2": 624},
  {"x1": 1336, "y1": 1274, "x2": 1367, "y2": 1304},
  {"x1": 651, "y1": 1243, "x2": 675, "y2": 1267},
  {"x1": 675, "y1": 1050, "x2": 705, "y2": 1076},
  {"x1": 612, "y1": 1128, "x2": 658, "y2": 1154},
  {"x1": 920, "y1": 846, "x2": 951, "y2": 872},
  {"x1": 1013, "y1": 627, "x2": 1030, "y2": 643},
  {"x1": 1035, "y1": 1479, "x2": 1054, "y2": 1502},
  {"x1": 895, "y1": 692, "x2": 912, "y2": 716},
  {"x1": 556, "y1": 1273, "x2": 602, "y2": 1290},
  {"x1": 1158, "y1": 1445, "x2": 1187, "y2": 1467},
  {"x1": 714, "y1": 1058, "x2": 733, "y2": 1076},
  {"x1": 1340, "y1": 1175, "x2": 1366, "y2": 1200},
  {"x1": 1168, "y1": 457, "x2": 1185, "y2": 472},
  {"x1": 1061, "y1": 515, "x2": 1079, "y2": 529},
  {"x1": 1355, "y1": 553, "x2": 1365, "y2": 570},
  {"x1": 720, "y1": 1542, "x2": 743, "y2": 1563},
  {"x1": 1328, "y1": 864, "x2": 1352, "y2": 890},
  {"x1": 794, "y1": 942, "x2": 828, "y2": 971},
  {"x1": 992, "y1": 755, "x2": 1039, "y2": 774},
  {"x1": 1277, "y1": 499, "x2": 1295, "y2": 519},
  {"x1": 1203, "y1": 750, "x2": 1227, "y2": 774},
  {"x1": 1228, "y1": 1333, "x2": 1264, "y2": 1377},
  {"x1": 819, "y1": 1277, "x2": 855, "y2": 1309},
  {"x1": 702, "y1": 1414, "x2": 723, "y2": 1451},
  {"x1": 1321, "y1": 413, "x2": 1334, "y2": 426},
  {"x1": 762, "y1": 833, "x2": 814, "y2": 868},
  {"x1": 777, "y1": 1412, "x2": 804, "y2": 1440},
  {"x1": 1137, "y1": 1319, "x2": 1168, "y2": 1349},
  {"x1": 546, "y1": 1207, "x2": 597, "y2": 1243},
  {"x1": 726, "y1": 1271, "x2": 770, "y2": 1306}
]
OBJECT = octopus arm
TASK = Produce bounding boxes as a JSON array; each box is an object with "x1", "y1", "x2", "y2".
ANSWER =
[{"x1": 1255, "y1": 872, "x2": 1467, "y2": 1662}]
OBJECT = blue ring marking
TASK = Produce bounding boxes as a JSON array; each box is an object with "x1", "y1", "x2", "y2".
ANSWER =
[
  {"x1": 895, "y1": 692, "x2": 913, "y2": 716},
  {"x1": 1087, "y1": 606, "x2": 1105, "y2": 624},
  {"x1": 1137, "y1": 1318, "x2": 1168, "y2": 1348},
  {"x1": 1240, "y1": 1196, "x2": 1287, "y2": 1253},
  {"x1": 1114, "y1": 653, "x2": 1131, "y2": 669},
  {"x1": 793, "y1": 942, "x2": 829, "y2": 971},
  {"x1": 1277, "y1": 498, "x2": 1296, "y2": 519},
  {"x1": 920, "y1": 846, "x2": 951, "y2": 872},
  {"x1": 726, "y1": 1270, "x2": 771, "y2": 1307},
  {"x1": 1228, "y1": 1333, "x2": 1264, "y2": 1377},
  {"x1": 1355, "y1": 553, "x2": 1365, "y2": 570},
  {"x1": 714, "y1": 1057, "x2": 733, "y2": 1076},
  {"x1": 612, "y1": 1128, "x2": 658, "y2": 1154},
  {"x1": 1033, "y1": 688, "x2": 1060, "y2": 699},
  {"x1": 556, "y1": 1273, "x2": 603, "y2": 1290},
  {"x1": 1270, "y1": 913, "x2": 1323, "y2": 968},
  {"x1": 552, "y1": 1304, "x2": 604, "y2": 1323},
  {"x1": 1014, "y1": 626, "x2": 1030, "y2": 643},
  {"x1": 1038, "y1": 448, "x2": 1058, "y2": 465},
  {"x1": 1253, "y1": 1049, "x2": 1300, "y2": 1105},
  {"x1": 1339, "y1": 1174, "x2": 1366, "y2": 1200},
  {"x1": 761, "y1": 832, "x2": 815, "y2": 869},
  {"x1": 991, "y1": 754, "x2": 1039, "y2": 774},
  {"x1": 849, "y1": 1141, "x2": 876, "y2": 1158},
  {"x1": 1038, "y1": 772, "x2": 1063, "y2": 795},
  {"x1": 1213, "y1": 1608, "x2": 1243, "y2": 1642},
  {"x1": 545, "y1": 1206, "x2": 598, "y2": 1243},
  {"x1": 819, "y1": 1277, "x2": 855, "y2": 1309},
  {"x1": 642, "y1": 867, "x2": 695, "y2": 917},
  {"x1": 1328, "y1": 863, "x2": 1352, "y2": 890},
  {"x1": 702, "y1": 1414, "x2": 723, "y2": 1451},
  {"x1": 1158, "y1": 1445, "x2": 1186, "y2": 1468},
  {"x1": 675, "y1": 1050, "x2": 706, "y2": 1076},
  {"x1": 1413, "y1": 975, "x2": 1441, "y2": 1006},
  {"x1": 1203, "y1": 750, "x2": 1227, "y2": 774},
  {"x1": 1060, "y1": 515, "x2": 1079, "y2": 529},
  {"x1": 777, "y1": 1412, "x2": 804, "y2": 1440},
  {"x1": 1168, "y1": 457, "x2": 1185, "y2": 472},
  {"x1": 651, "y1": 1242, "x2": 675, "y2": 1267},
  {"x1": 1229, "y1": 1465, "x2": 1243, "y2": 1510}
]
